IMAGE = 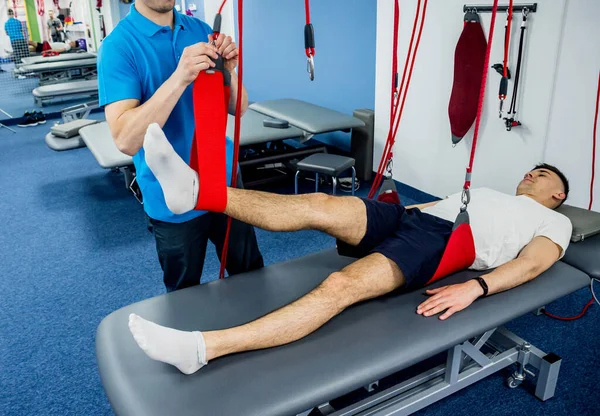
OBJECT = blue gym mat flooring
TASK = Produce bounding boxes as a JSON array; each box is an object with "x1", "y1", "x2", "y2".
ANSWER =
[
  {"x1": 0, "y1": 62, "x2": 92, "y2": 121},
  {"x1": 0, "y1": 118, "x2": 598, "y2": 416}
]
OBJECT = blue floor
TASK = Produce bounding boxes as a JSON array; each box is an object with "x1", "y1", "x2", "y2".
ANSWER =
[
  {"x1": 0, "y1": 62, "x2": 92, "y2": 121},
  {"x1": 0, "y1": 118, "x2": 597, "y2": 416}
]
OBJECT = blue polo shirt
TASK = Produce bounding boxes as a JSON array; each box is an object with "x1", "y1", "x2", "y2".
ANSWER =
[
  {"x1": 98, "y1": 5, "x2": 234, "y2": 223},
  {"x1": 5, "y1": 17, "x2": 24, "y2": 41}
]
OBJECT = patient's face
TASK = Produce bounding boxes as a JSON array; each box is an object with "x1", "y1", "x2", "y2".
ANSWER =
[
  {"x1": 140, "y1": 0, "x2": 176, "y2": 13},
  {"x1": 516, "y1": 169, "x2": 565, "y2": 208}
]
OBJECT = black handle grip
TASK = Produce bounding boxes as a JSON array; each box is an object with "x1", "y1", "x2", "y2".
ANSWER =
[
  {"x1": 304, "y1": 23, "x2": 315, "y2": 49},
  {"x1": 499, "y1": 77, "x2": 508, "y2": 96},
  {"x1": 213, "y1": 14, "x2": 222, "y2": 33}
]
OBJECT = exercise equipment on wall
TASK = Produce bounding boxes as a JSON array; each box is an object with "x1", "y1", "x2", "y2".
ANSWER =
[
  {"x1": 492, "y1": 0, "x2": 513, "y2": 118},
  {"x1": 96, "y1": 0, "x2": 106, "y2": 39},
  {"x1": 447, "y1": 8, "x2": 487, "y2": 146},
  {"x1": 503, "y1": 7, "x2": 531, "y2": 131}
]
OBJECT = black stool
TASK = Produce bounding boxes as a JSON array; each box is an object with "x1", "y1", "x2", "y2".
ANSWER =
[{"x1": 295, "y1": 153, "x2": 356, "y2": 195}]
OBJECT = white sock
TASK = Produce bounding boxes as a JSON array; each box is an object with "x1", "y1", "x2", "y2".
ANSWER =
[
  {"x1": 143, "y1": 123, "x2": 199, "y2": 214},
  {"x1": 128, "y1": 313, "x2": 207, "y2": 375}
]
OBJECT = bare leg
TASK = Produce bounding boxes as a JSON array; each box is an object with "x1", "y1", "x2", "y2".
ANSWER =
[
  {"x1": 203, "y1": 253, "x2": 405, "y2": 361},
  {"x1": 142, "y1": 124, "x2": 367, "y2": 245},
  {"x1": 225, "y1": 187, "x2": 367, "y2": 246},
  {"x1": 128, "y1": 253, "x2": 404, "y2": 373}
]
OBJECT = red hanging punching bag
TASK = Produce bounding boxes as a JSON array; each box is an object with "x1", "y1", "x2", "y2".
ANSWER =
[{"x1": 448, "y1": 12, "x2": 487, "y2": 145}]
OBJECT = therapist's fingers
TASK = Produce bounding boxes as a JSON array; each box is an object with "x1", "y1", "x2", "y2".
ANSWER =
[
  {"x1": 185, "y1": 42, "x2": 218, "y2": 60},
  {"x1": 214, "y1": 33, "x2": 226, "y2": 49},
  {"x1": 222, "y1": 42, "x2": 237, "y2": 60}
]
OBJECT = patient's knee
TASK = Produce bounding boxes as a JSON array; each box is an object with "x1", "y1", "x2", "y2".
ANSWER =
[{"x1": 318, "y1": 271, "x2": 356, "y2": 310}]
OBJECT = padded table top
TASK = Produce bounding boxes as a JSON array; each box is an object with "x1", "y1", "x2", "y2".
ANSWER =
[
  {"x1": 80, "y1": 122, "x2": 132, "y2": 169},
  {"x1": 33, "y1": 80, "x2": 98, "y2": 97},
  {"x1": 250, "y1": 99, "x2": 365, "y2": 134},
  {"x1": 562, "y1": 234, "x2": 600, "y2": 279},
  {"x1": 18, "y1": 58, "x2": 97, "y2": 73},
  {"x1": 21, "y1": 52, "x2": 96, "y2": 66},
  {"x1": 226, "y1": 108, "x2": 304, "y2": 145},
  {"x1": 96, "y1": 250, "x2": 590, "y2": 416}
]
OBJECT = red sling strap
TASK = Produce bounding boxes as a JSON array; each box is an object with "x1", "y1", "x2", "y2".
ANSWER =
[
  {"x1": 190, "y1": 63, "x2": 230, "y2": 212},
  {"x1": 189, "y1": 0, "x2": 231, "y2": 213},
  {"x1": 447, "y1": 10, "x2": 488, "y2": 145},
  {"x1": 427, "y1": 0, "x2": 499, "y2": 284}
]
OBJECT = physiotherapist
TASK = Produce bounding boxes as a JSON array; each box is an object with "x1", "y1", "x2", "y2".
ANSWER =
[{"x1": 97, "y1": 0, "x2": 264, "y2": 292}]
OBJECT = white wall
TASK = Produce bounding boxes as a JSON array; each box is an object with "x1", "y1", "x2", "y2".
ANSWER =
[
  {"x1": 544, "y1": 0, "x2": 600, "y2": 211},
  {"x1": 203, "y1": 0, "x2": 235, "y2": 41},
  {"x1": 375, "y1": 1, "x2": 572, "y2": 201}
]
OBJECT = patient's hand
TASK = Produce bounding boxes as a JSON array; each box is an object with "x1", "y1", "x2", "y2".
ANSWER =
[{"x1": 416, "y1": 280, "x2": 484, "y2": 320}]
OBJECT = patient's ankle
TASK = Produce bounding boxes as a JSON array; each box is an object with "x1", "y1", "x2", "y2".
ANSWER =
[{"x1": 202, "y1": 331, "x2": 224, "y2": 361}]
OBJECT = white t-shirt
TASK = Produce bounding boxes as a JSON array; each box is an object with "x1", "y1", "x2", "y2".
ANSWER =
[
  {"x1": 421, "y1": 187, "x2": 572, "y2": 270},
  {"x1": 49, "y1": 42, "x2": 70, "y2": 51}
]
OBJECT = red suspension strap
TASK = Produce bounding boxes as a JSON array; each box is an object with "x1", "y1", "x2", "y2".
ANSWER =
[
  {"x1": 218, "y1": 0, "x2": 244, "y2": 280},
  {"x1": 427, "y1": 0, "x2": 500, "y2": 283},
  {"x1": 368, "y1": 0, "x2": 428, "y2": 199},
  {"x1": 463, "y1": 1, "x2": 500, "y2": 200},
  {"x1": 304, "y1": 0, "x2": 315, "y2": 80}
]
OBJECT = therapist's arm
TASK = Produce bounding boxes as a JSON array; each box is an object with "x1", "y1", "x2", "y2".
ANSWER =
[{"x1": 105, "y1": 42, "x2": 219, "y2": 156}]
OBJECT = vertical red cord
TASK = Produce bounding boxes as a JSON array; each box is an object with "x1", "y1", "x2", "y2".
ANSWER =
[
  {"x1": 465, "y1": 0, "x2": 499, "y2": 185},
  {"x1": 389, "y1": 0, "x2": 399, "y2": 128},
  {"x1": 589, "y1": 72, "x2": 599, "y2": 211},
  {"x1": 503, "y1": 0, "x2": 513, "y2": 78},
  {"x1": 218, "y1": 0, "x2": 227, "y2": 15},
  {"x1": 219, "y1": 0, "x2": 243, "y2": 279},
  {"x1": 305, "y1": 0, "x2": 310, "y2": 23},
  {"x1": 369, "y1": 0, "x2": 426, "y2": 199}
]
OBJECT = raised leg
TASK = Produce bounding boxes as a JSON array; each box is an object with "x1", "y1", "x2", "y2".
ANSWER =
[{"x1": 225, "y1": 187, "x2": 367, "y2": 246}]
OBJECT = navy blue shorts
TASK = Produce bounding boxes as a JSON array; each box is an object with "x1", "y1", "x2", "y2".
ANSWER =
[{"x1": 336, "y1": 198, "x2": 454, "y2": 290}]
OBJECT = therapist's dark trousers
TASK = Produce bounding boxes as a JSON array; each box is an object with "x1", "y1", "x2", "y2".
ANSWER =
[{"x1": 147, "y1": 174, "x2": 264, "y2": 292}]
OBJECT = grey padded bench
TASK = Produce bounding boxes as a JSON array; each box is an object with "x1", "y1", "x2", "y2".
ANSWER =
[
  {"x1": 250, "y1": 98, "x2": 366, "y2": 134},
  {"x1": 226, "y1": 107, "x2": 304, "y2": 146},
  {"x1": 21, "y1": 52, "x2": 96, "y2": 66},
  {"x1": 45, "y1": 119, "x2": 99, "y2": 152},
  {"x1": 96, "y1": 245, "x2": 594, "y2": 416},
  {"x1": 33, "y1": 79, "x2": 98, "y2": 106},
  {"x1": 295, "y1": 153, "x2": 356, "y2": 195},
  {"x1": 79, "y1": 122, "x2": 132, "y2": 169}
]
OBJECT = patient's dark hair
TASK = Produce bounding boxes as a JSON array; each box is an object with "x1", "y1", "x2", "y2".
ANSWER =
[
  {"x1": 533, "y1": 163, "x2": 569, "y2": 206},
  {"x1": 8, "y1": 9, "x2": 14, "y2": 15}
]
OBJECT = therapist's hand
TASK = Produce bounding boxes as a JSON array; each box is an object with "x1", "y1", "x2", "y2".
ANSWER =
[
  {"x1": 174, "y1": 42, "x2": 219, "y2": 87},
  {"x1": 416, "y1": 280, "x2": 484, "y2": 320},
  {"x1": 209, "y1": 33, "x2": 239, "y2": 73}
]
